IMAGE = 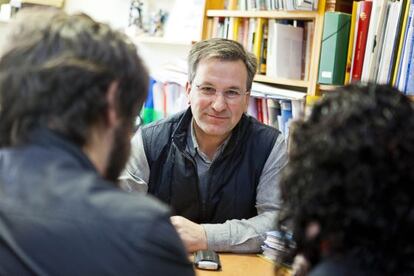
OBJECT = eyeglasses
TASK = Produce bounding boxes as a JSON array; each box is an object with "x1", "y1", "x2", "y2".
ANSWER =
[{"x1": 195, "y1": 84, "x2": 249, "y2": 101}]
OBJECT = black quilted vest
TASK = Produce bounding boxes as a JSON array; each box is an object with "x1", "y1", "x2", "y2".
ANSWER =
[{"x1": 142, "y1": 108, "x2": 279, "y2": 223}]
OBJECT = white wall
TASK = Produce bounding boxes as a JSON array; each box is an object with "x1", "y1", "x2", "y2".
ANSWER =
[
  {"x1": 64, "y1": 0, "x2": 196, "y2": 80},
  {"x1": 64, "y1": 0, "x2": 130, "y2": 29},
  {"x1": 0, "y1": 21, "x2": 8, "y2": 50}
]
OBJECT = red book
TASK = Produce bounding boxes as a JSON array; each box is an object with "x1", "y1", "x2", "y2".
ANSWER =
[
  {"x1": 256, "y1": 98, "x2": 263, "y2": 123},
  {"x1": 351, "y1": 1, "x2": 372, "y2": 81}
]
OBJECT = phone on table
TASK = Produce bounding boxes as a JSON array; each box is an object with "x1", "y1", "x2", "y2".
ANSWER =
[{"x1": 193, "y1": 250, "x2": 221, "y2": 270}]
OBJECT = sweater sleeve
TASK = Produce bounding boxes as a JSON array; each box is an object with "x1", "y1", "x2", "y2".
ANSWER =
[{"x1": 119, "y1": 129, "x2": 150, "y2": 193}]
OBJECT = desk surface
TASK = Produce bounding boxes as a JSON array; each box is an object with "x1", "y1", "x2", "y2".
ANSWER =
[{"x1": 194, "y1": 254, "x2": 290, "y2": 276}]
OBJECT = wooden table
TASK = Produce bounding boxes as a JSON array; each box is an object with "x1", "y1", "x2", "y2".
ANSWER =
[{"x1": 194, "y1": 254, "x2": 291, "y2": 276}]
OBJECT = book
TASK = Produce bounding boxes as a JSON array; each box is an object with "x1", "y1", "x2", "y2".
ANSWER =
[
  {"x1": 351, "y1": 1, "x2": 372, "y2": 82},
  {"x1": 266, "y1": 21, "x2": 303, "y2": 80},
  {"x1": 361, "y1": 0, "x2": 388, "y2": 83},
  {"x1": 247, "y1": 18, "x2": 256, "y2": 52},
  {"x1": 318, "y1": 12, "x2": 351, "y2": 85},
  {"x1": 396, "y1": 3, "x2": 414, "y2": 91},
  {"x1": 259, "y1": 21, "x2": 268, "y2": 74},
  {"x1": 247, "y1": 97, "x2": 258, "y2": 119},
  {"x1": 391, "y1": 0, "x2": 412, "y2": 85},
  {"x1": 402, "y1": 7, "x2": 414, "y2": 93},
  {"x1": 253, "y1": 17, "x2": 268, "y2": 71},
  {"x1": 267, "y1": 99, "x2": 281, "y2": 129},
  {"x1": 226, "y1": 0, "x2": 238, "y2": 10},
  {"x1": 302, "y1": 21, "x2": 315, "y2": 81},
  {"x1": 404, "y1": 43, "x2": 414, "y2": 94},
  {"x1": 280, "y1": 100, "x2": 293, "y2": 138},
  {"x1": 377, "y1": 1, "x2": 404, "y2": 84},
  {"x1": 344, "y1": 1, "x2": 358, "y2": 84}
]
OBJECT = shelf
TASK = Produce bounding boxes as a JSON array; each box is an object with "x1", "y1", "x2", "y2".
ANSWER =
[
  {"x1": 131, "y1": 36, "x2": 193, "y2": 46},
  {"x1": 21, "y1": 0, "x2": 64, "y2": 7},
  {"x1": 254, "y1": 74, "x2": 309, "y2": 88},
  {"x1": 206, "y1": 10, "x2": 318, "y2": 20},
  {"x1": 318, "y1": 84, "x2": 343, "y2": 92}
]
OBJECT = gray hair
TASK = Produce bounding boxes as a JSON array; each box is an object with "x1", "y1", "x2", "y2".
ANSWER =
[{"x1": 187, "y1": 38, "x2": 257, "y2": 90}]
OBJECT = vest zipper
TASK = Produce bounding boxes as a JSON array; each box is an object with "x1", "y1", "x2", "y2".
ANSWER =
[{"x1": 181, "y1": 151, "x2": 205, "y2": 221}]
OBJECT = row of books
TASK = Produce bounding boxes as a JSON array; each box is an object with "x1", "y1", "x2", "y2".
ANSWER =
[
  {"x1": 318, "y1": 0, "x2": 414, "y2": 95},
  {"x1": 206, "y1": 16, "x2": 314, "y2": 80},
  {"x1": 249, "y1": 82, "x2": 305, "y2": 137},
  {"x1": 225, "y1": 0, "x2": 318, "y2": 11},
  {"x1": 248, "y1": 97, "x2": 294, "y2": 138},
  {"x1": 141, "y1": 78, "x2": 306, "y2": 138},
  {"x1": 261, "y1": 230, "x2": 295, "y2": 265},
  {"x1": 141, "y1": 80, "x2": 188, "y2": 125}
]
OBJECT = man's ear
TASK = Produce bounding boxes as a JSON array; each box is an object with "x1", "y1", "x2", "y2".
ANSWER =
[
  {"x1": 105, "y1": 81, "x2": 120, "y2": 127},
  {"x1": 243, "y1": 93, "x2": 250, "y2": 113},
  {"x1": 185, "y1": 81, "x2": 192, "y2": 104}
]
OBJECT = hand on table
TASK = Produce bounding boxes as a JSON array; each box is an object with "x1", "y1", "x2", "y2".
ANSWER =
[{"x1": 170, "y1": 215, "x2": 207, "y2": 252}]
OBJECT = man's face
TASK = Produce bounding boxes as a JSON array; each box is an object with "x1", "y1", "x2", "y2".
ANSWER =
[
  {"x1": 104, "y1": 120, "x2": 132, "y2": 182},
  {"x1": 187, "y1": 58, "x2": 249, "y2": 141}
]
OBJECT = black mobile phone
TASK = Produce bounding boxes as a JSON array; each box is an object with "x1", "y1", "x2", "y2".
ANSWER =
[{"x1": 193, "y1": 250, "x2": 221, "y2": 270}]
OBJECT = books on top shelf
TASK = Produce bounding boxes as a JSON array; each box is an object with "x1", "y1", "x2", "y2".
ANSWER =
[
  {"x1": 207, "y1": 16, "x2": 311, "y2": 82},
  {"x1": 225, "y1": 0, "x2": 319, "y2": 11}
]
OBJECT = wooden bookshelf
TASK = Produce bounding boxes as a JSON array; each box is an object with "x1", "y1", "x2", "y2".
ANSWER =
[
  {"x1": 318, "y1": 84, "x2": 342, "y2": 91},
  {"x1": 21, "y1": 0, "x2": 64, "y2": 8},
  {"x1": 254, "y1": 74, "x2": 309, "y2": 88},
  {"x1": 206, "y1": 10, "x2": 319, "y2": 20},
  {"x1": 201, "y1": 0, "x2": 326, "y2": 96}
]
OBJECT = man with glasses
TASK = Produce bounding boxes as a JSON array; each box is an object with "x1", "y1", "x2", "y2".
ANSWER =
[{"x1": 121, "y1": 38, "x2": 288, "y2": 253}]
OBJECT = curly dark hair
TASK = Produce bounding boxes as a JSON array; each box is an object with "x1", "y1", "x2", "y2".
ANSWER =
[
  {"x1": 0, "y1": 8, "x2": 148, "y2": 147},
  {"x1": 280, "y1": 84, "x2": 414, "y2": 274}
]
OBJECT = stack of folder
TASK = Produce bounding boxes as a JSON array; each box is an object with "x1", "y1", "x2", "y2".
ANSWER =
[{"x1": 261, "y1": 230, "x2": 295, "y2": 266}]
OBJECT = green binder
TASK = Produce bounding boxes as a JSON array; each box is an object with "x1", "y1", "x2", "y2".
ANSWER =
[{"x1": 318, "y1": 12, "x2": 351, "y2": 85}]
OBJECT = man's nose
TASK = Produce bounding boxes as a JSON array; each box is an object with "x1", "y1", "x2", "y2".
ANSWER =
[{"x1": 211, "y1": 92, "x2": 227, "y2": 111}]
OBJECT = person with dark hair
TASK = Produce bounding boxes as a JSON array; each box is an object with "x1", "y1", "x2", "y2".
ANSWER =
[
  {"x1": 120, "y1": 38, "x2": 288, "y2": 253},
  {"x1": 0, "y1": 8, "x2": 194, "y2": 275},
  {"x1": 280, "y1": 84, "x2": 414, "y2": 275}
]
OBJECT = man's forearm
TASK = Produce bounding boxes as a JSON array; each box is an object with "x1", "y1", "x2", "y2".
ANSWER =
[{"x1": 201, "y1": 211, "x2": 277, "y2": 253}]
